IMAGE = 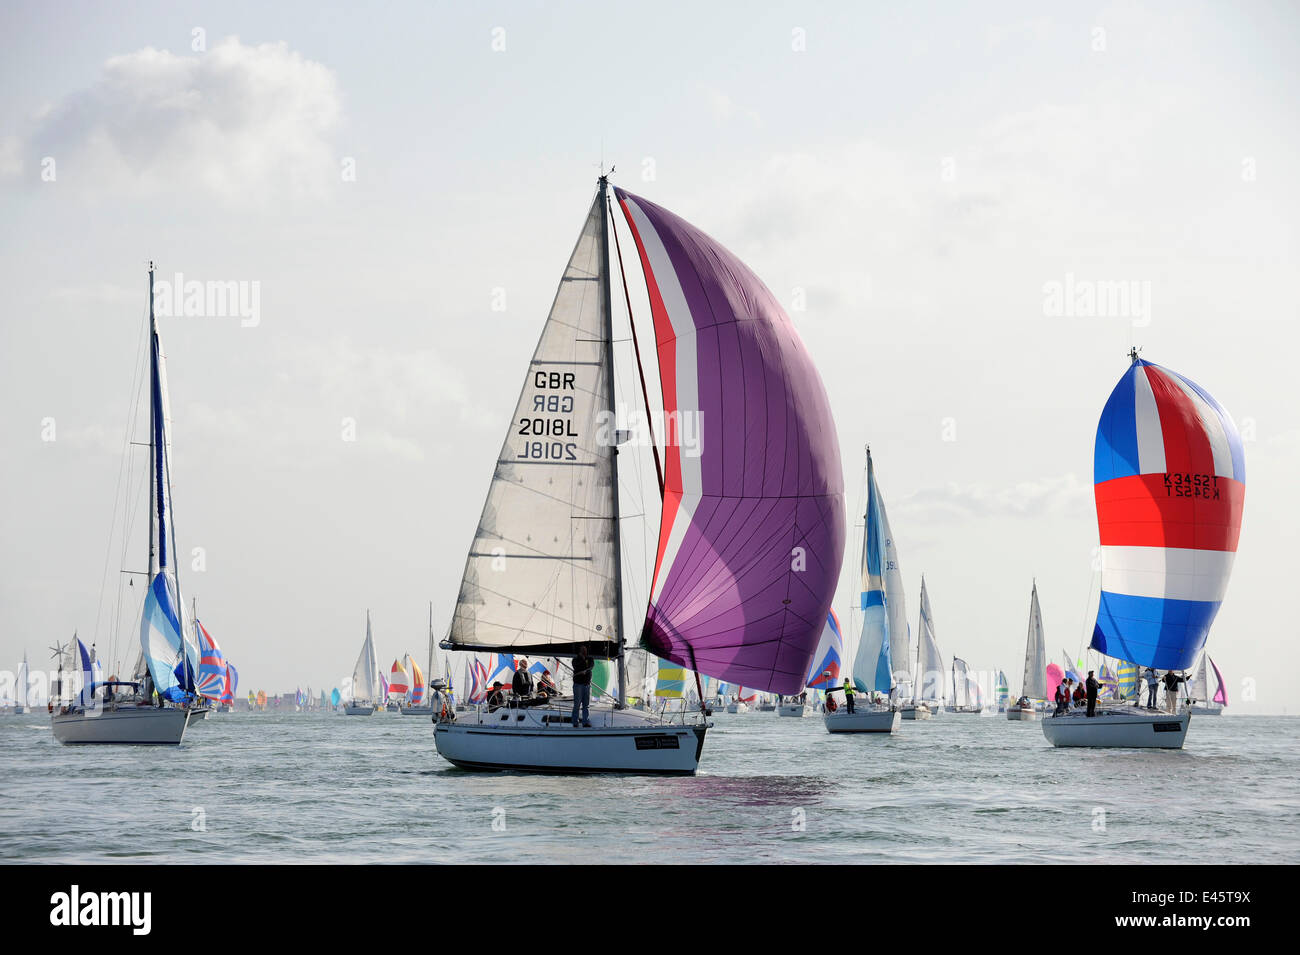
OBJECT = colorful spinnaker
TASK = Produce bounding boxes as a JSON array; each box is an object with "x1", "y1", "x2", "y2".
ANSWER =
[
  {"x1": 806, "y1": 611, "x2": 843, "y2": 689},
  {"x1": 655, "y1": 664, "x2": 688, "y2": 699},
  {"x1": 388, "y1": 660, "x2": 410, "y2": 698},
  {"x1": 1091, "y1": 354, "x2": 1245, "y2": 671},
  {"x1": 407, "y1": 654, "x2": 425, "y2": 705},
  {"x1": 1209, "y1": 656, "x2": 1228, "y2": 706},
  {"x1": 195, "y1": 620, "x2": 227, "y2": 703},
  {"x1": 222, "y1": 663, "x2": 237, "y2": 707},
  {"x1": 615, "y1": 188, "x2": 845, "y2": 695},
  {"x1": 1116, "y1": 660, "x2": 1137, "y2": 699}
]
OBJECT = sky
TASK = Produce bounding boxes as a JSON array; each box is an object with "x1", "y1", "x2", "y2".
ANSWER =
[{"x1": 1, "y1": 1, "x2": 1297, "y2": 711}]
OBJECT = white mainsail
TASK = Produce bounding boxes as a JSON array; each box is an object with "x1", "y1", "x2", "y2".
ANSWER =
[
  {"x1": 915, "y1": 576, "x2": 944, "y2": 704},
  {"x1": 1021, "y1": 582, "x2": 1047, "y2": 700},
  {"x1": 446, "y1": 196, "x2": 619, "y2": 656},
  {"x1": 352, "y1": 611, "x2": 379, "y2": 702}
]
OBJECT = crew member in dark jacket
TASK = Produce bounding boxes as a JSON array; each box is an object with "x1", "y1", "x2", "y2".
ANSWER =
[
  {"x1": 512, "y1": 658, "x2": 533, "y2": 701},
  {"x1": 571, "y1": 647, "x2": 593, "y2": 727},
  {"x1": 1085, "y1": 670, "x2": 1100, "y2": 717}
]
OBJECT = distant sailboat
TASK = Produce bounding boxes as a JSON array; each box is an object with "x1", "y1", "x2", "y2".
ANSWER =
[
  {"x1": 434, "y1": 178, "x2": 844, "y2": 773},
  {"x1": 1188, "y1": 653, "x2": 1227, "y2": 715},
  {"x1": 345, "y1": 611, "x2": 380, "y2": 715},
  {"x1": 53, "y1": 264, "x2": 203, "y2": 745},
  {"x1": 1008, "y1": 582, "x2": 1048, "y2": 721},
  {"x1": 903, "y1": 576, "x2": 944, "y2": 720},
  {"x1": 827, "y1": 449, "x2": 902, "y2": 734},
  {"x1": 1044, "y1": 352, "x2": 1244, "y2": 748},
  {"x1": 402, "y1": 603, "x2": 444, "y2": 714},
  {"x1": 11, "y1": 651, "x2": 30, "y2": 714},
  {"x1": 947, "y1": 657, "x2": 982, "y2": 714}
]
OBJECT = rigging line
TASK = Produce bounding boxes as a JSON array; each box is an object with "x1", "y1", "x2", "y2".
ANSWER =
[
  {"x1": 98, "y1": 301, "x2": 151, "y2": 666},
  {"x1": 608, "y1": 194, "x2": 664, "y2": 496}
]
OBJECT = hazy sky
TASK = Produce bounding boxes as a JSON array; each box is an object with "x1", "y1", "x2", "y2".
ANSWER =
[{"x1": 2, "y1": 1, "x2": 1296, "y2": 710}]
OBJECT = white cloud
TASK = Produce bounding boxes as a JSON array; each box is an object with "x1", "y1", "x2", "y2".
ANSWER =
[{"x1": 10, "y1": 37, "x2": 340, "y2": 198}]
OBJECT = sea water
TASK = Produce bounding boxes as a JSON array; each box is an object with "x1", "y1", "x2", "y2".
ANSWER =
[{"x1": 1, "y1": 710, "x2": 1295, "y2": 864}]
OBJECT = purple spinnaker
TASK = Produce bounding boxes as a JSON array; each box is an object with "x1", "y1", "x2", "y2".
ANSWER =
[{"x1": 616, "y1": 188, "x2": 845, "y2": 695}]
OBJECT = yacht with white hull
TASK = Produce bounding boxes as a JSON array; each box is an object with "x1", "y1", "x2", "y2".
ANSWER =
[
  {"x1": 824, "y1": 703, "x2": 900, "y2": 733},
  {"x1": 433, "y1": 178, "x2": 845, "y2": 774},
  {"x1": 1044, "y1": 352, "x2": 1244, "y2": 750},
  {"x1": 1008, "y1": 582, "x2": 1048, "y2": 722}
]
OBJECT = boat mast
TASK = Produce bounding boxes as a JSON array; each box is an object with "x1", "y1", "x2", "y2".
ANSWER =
[
  {"x1": 147, "y1": 262, "x2": 156, "y2": 588},
  {"x1": 598, "y1": 175, "x2": 628, "y2": 709}
]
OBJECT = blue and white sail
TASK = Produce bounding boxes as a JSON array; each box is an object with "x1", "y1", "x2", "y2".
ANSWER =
[
  {"x1": 138, "y1": 268, "x2": 196, "y2": 703},
  {"x1": 852, "y1": 450, "x2": 905, "y2": 694}
]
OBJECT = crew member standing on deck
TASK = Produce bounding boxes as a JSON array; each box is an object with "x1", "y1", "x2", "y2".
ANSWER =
[
  {"x1": 571, "y1": 647, "x2": 593, "y2": 727},
  {"x1": 842, "y1": 678, "x2": 856, "y2": 714},
  {"x1": 1144, "y1": 666, "x2": 1159, "y2": 708},
  {"x1": 1085, "y1": 670, "x2": 1100, "y2": 718}
]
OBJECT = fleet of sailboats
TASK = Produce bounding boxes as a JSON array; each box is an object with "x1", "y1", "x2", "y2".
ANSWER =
[{"x1": 16, "y1": 193, "x2": 1249, "y2": 771}]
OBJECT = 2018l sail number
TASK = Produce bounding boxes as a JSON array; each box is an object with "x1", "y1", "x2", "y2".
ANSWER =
[
  {"x1": 1163, "y1": 473, "x2": 1221, "y2": 500},
  {"x1": 518, "y1": 371, "x2": 579, "y2": 460}
]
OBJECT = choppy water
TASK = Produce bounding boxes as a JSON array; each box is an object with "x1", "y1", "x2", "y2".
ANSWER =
[{"x1": 2, "y1": 709, "x2": 1296, "y2": 864}]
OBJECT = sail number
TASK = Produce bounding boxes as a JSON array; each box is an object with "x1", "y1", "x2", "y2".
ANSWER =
[
  {"x1": 1162, "y1": 473, "x2": 1221, "y2": 500},
  {"x1": 518, "y1": 370, "x2": 578, "y2": 460}
]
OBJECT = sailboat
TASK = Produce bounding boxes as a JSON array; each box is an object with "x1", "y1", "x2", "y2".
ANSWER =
[
  {"x1": 11, "y1": 651, "x2": 30, "y2": 714},
  {"x1": 433, "y1": 177, "x2": 845, "y2": 773},
  {"x1": 53, "y1": 265, "x2": 206, "y2": 745},
  {"x1": 1044, "y1": 352, "x2": 1244, "y2": 748},
  {"x1": 947, "y1": 657, "x2": 982, "y2": 713},
  {"x1": 1008, "y1": 582, "x2": 1048, "y2": 721},
  {"x1": 1188, "y1": 653, "x2": 1227, "y2": 715},
  {"x1": 827, "y1": 449, "x2": 903, "y2": 734},
  {"x1": 902, "y1": 577, "x2": 944, "y2": 720},
  {"x1": 345, "y1": 611, "x2": 380, "y2": 715}
]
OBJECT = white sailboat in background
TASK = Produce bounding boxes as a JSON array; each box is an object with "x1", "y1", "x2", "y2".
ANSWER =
[
  {"x1": 902, "y1": 577, "x2": 943, "y2": 720},
  {"x1": 1008, "y1": 582, "x2": 1048, "y2": 721},
  {"x1": 434, "y1": 177, "x2": 844, "y2": 773},
  {"x1": 1188, "y1": 653, "x2": 1227, "y2": 716},
  {"x1": 947, "y1": 657, "x2": 982, "y2": 714},
  {"x1": 1044, "y1": 353, "x2": 1244, "y2": 748},
  {"x1": 827, "y1": 449, "x2": 902, "y2": 734},
  {"x1": 345, "y1": 611, "x2": 380, "y2": 715},
  {"x1": 10, "y1": 652, "x2": 31, "y2": 714},
  {"x1": 53, "y1": 264, "x2": 195, "y2": 745}
]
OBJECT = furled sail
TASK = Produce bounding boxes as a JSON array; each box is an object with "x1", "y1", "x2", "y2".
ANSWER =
[
  {"x1": 616, "y1": 188, "x2": 845, "y2": 696},
  {"x1": 1091, "y1": 357, "x2": 1245, "y2": 670},
  {"x1": 446, "y1": 195, "x2": 619, "y2": 657},
  {"x1": 1021, "y1": 582, "x2": 1048, "y2": 700},
  {"x1": 915, "y1": 577, "x2": 944, "y2": 703}
]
